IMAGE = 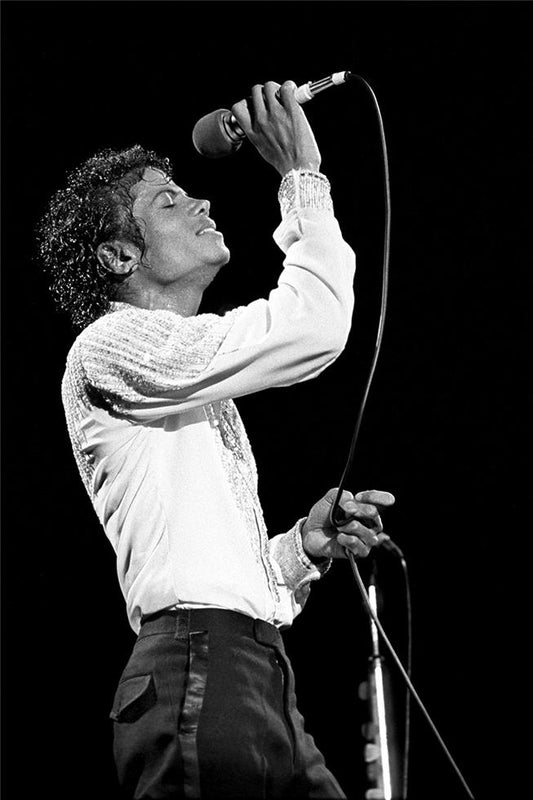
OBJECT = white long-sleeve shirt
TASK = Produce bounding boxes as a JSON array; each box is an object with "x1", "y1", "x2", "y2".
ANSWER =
[{"x1": 61, "y1": 170, "x2": 356, "y2": 633}]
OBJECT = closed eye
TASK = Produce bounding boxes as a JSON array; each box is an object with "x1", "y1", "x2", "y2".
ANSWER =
[
  {"x1": 151, "y1": 186, "x2": 189, "y2": 208},
  {"x1": 163, "y1": 189, "x2": 190, "y2": 207}
]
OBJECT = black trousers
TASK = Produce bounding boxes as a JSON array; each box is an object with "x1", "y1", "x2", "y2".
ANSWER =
[{"x1": 110, "y1": 608, "x2": 346, "y2": 799}]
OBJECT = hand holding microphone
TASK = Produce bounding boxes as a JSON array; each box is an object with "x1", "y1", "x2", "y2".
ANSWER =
[
  {"x1": 225, "y1": 80, "x2": 322, "y2": 176},
  {"x1": 192, "y1": 71, "x2": 354, "y2": 163}
]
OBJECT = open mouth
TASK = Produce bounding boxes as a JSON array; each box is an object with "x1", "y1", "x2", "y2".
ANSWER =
[{"x1": 197, "y1": 222, "x2": 222, "y2": 237}]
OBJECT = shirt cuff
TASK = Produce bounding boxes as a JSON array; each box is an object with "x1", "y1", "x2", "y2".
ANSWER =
[
  {"x1": 273, "y1": 518, "x2": 332, "y2": 591},
  {"x1": 278, "y1": 169, "x2": 334, "y2": 218}
]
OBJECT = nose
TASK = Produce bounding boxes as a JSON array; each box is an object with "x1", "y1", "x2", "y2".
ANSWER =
[{"x1": 191, "y1": 197, "x2": 210, "y2": 216}]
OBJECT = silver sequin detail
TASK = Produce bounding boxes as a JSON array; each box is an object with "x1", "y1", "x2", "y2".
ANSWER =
[
  {"x1": 78, "y1": 302, "x2": 244, "y2": 413},
  {"x1": 206, "y1": 400, "x2": 280, "y2": 602},
  {"x1": 61, "y1": 303, "x2": 244, "y2": 495},
  {"x1": 278, "y1": 169, "x2": 334, "y2": 217},
  {"x1": 62, "y1": 352, "x2": 94, "y2": 496},
  {"x1": 62, "y1": 302, "x2": 282, "y2": 602}
]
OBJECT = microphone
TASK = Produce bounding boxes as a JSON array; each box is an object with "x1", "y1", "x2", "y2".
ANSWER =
[{"x1": 192, "y1": 70, "x2": 355, "y2": 158}]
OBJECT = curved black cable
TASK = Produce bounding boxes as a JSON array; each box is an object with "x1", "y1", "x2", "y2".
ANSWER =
[
  {"x1": 330, "y1": 76, "x2": 475, "y2": 799},
  {"x1": 330, "y1": 74, "x2": 391, "y2": 527}
]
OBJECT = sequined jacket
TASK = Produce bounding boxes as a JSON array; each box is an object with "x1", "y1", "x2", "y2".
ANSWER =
[{"x1": 61, "y1": 170, "x2": 356, "y2": 632}]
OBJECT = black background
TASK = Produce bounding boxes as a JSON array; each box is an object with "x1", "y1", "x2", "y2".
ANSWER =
[{"x1": 2, "y1": 2, "x2": 531, "y2": 799}]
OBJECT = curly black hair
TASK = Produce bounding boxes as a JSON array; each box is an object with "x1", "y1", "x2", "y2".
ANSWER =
[{"x1": 36, "y1": 145, "x2": 173, "y2": 330}]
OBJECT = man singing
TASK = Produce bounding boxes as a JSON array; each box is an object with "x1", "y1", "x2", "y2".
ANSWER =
[{"x1": 37, "y1": 80, "x2": 395, "y2": 799}]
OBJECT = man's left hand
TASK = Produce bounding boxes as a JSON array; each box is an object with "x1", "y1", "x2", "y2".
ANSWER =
[{"x1": 301, "y1": 488, "x2": 395, "y2": 561}]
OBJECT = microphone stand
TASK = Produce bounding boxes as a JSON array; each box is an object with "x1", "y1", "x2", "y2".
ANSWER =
[{"x1": 362, "y1": 557, "x2": 402, "y2": 800}]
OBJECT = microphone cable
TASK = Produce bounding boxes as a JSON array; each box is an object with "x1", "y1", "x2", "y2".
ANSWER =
[
  {"x1": 329, "y1": 74, "x2": 476, "y2": 800},
  {"x1": 193, "y1": 69, "x2": 475, "y2": 797},
  {"x1": 330, "y1": 74, "x2": 390, "y2": 527}
]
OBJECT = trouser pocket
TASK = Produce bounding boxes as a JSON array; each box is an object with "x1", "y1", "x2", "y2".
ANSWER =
[{"x1": 110, "y1": 674, "x2": 156, "y2": 724}]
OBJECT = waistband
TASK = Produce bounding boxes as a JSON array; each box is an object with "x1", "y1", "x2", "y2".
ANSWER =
[{"x1": 139, "y1": 607, "x2": 283, "y2": 648}]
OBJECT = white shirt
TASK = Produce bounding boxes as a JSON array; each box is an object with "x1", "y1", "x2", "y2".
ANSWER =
[{"x1": 61, "y1": 170, "x2": 356, "y2": 633}]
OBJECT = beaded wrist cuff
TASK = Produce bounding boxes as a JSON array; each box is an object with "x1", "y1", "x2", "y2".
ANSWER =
[
  {"x1": 278, "y1": 169, "x2": 334, "y2": 217},
  {"x1": 291, "y1": 518, "x2": 332, "y2": 577}
]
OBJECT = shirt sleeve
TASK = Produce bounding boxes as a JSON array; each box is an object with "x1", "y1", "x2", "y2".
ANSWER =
[
  {"x1": 74, "y1": 170, "x2": 356, "y2": 421},
  {"x1": 268, "y1": 518, "x2": 332, "y2": 621}
]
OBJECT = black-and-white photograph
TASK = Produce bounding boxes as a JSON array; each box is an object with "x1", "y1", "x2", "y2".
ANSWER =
[{"x1": 2, "y1": 1, "x2": 530, "y2": 799}]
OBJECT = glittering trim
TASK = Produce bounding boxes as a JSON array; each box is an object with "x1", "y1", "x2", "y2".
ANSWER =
[
  {"x1": 62, "y1": 354, "x2": 95, "y2": 496},
  {"x1": 206, "y1": 400, "x2": 281, "y2": 603},
  {"x1": 62, "y1": 303, "x2": 244, "y2": 496},
  {"x1": 271, "y1": 518, "x2": 331, "y2": 592},
  {"x1": 69, "y1": 303, "x2": 243, "y2": 415},
  {"x1": 278, "y1": 169, "x2": 333, "y2": 217},
  {"x1": 292, "y1": 518, "x2": 332, "y2": 575}
]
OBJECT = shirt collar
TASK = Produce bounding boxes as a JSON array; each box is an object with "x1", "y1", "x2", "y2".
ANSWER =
[{"x1": 109, "y1": 301, "x2": 134, "y2": 313}]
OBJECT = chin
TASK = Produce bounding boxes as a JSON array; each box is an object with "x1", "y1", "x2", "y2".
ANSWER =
[
  {"x1": 198, "y1": 249, "x2": 230, "y2": 286},
  {"x1": 212, "y1": 244, "x2": 231, "y2": 267}
]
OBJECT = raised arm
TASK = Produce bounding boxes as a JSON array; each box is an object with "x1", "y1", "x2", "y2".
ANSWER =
[{"x1": 72, "y1": 81, "x2": 356, "y2": 420}]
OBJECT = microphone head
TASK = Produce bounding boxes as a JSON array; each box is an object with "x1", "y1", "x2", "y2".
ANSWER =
[{"x1": 192, "y1": 109, "x2": 243, "y2": 158}]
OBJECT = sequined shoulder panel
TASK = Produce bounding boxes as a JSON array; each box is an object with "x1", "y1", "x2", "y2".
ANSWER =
[
  {"x1": 72, "y1": 304, "x2": 244, "y2": 414},
  {"x1": 62, "y1": 346, "x2": 96, "y2": 496}
]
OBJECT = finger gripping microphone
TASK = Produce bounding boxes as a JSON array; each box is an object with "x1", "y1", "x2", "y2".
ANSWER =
[{"x1": 192, "y1": 71, "x2": 355, "y2": 158}]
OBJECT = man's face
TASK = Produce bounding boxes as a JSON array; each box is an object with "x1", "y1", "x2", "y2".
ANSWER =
[{"x1": 131, "y1": 168, "x2": 230, "y2": 287}]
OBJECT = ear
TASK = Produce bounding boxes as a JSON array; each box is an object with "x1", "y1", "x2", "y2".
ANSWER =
[{"x1": 96, "y1": 240, "x2": 141, "y2": 278}]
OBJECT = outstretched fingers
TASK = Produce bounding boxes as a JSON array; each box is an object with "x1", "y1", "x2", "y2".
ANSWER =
[
  {"x1": 354, "y1": 489, "x2": 396, "y2": 508},
  {"x1": 334, "y1": 488, "x2": 395, "y2": 558}
]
